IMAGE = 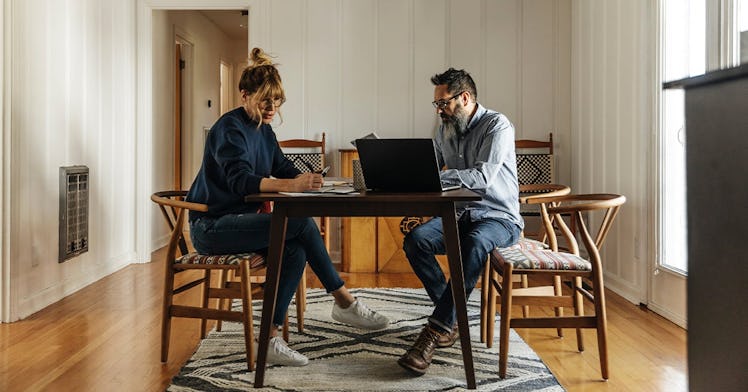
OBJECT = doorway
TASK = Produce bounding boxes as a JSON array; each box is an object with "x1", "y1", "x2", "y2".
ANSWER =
[{"x1": 135, "y1": 0, "x2": 252, "y2": 263}]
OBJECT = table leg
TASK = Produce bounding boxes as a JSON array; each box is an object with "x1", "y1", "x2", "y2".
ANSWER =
[
  {"x1": 254, "y1": 206, "x2": 288, "y2": 388},
  {"x1": 440, "y1": 203, "x2": 477, "y2": 389}
]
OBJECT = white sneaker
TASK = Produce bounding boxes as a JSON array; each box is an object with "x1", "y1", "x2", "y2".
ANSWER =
[
  {"x1": 331, "y1": 299, "x2": 390, "y2": 330},
  {"x1": 253, "y1": 336, "x2": 309, "y2": 367}
]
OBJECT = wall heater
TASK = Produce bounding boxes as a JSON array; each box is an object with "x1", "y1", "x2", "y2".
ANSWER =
[{"x1": 59, "y1": 166, "x2": 89, "y2": 262}]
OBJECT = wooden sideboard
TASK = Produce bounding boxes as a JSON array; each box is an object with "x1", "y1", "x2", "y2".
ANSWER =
[{"x1": 339, "y1": 149, "x2": 449, "y2": 273}]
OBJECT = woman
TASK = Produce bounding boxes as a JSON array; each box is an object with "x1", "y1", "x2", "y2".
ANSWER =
[{"x1": 186, "y1": 48, "x2": 388, "y2": 366}]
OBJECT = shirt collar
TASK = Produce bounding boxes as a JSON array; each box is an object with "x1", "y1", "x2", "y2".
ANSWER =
[{"x1": 467, "y1": 103, "x2": 487, "y2": 131}]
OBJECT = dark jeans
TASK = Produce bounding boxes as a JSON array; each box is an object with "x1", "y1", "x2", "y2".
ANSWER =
[
  {"x1": 190, "y1": 213, "x2": 345, "y2": 326},
  {"x1": 403, "y1": 215, "x2": 521, "y2": 333}
]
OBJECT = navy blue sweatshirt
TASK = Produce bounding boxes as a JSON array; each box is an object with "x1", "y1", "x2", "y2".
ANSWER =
[{"x1": 186, "y1": 107, "x2": 300, "y2": 221}]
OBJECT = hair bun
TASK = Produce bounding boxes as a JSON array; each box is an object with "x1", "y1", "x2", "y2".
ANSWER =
[{"x1": 249, "y1": 47, "x2": 274, "y2": 67}]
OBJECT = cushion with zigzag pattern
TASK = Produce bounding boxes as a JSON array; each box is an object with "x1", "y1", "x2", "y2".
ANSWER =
[
  {"x1": 176, "y1": 252, "x2": 266, "y2": 269},
  {"x1": 500, "y1": 237, "x2": 549, "y2": 251},
  {"x1": 494, "y1": 247, "x2": 591, "y2": 271}
]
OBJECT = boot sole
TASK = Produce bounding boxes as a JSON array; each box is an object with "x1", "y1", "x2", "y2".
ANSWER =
[{"x1": 397, "y1": 358, "x2": 428, "y2": 376}]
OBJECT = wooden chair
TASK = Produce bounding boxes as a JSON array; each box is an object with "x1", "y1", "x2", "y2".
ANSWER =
[
  {"x1": 279, "y1": 132, "x2": 330, "y2": 250},
  {"x1": 153, "y1": 190, "x2": 305, "y2": 342},
  {"x1": 515, "y1": 133, "x2": 554, "y2": 186},
  {"x1": 479, "y1": 183, "x2": 571, "y2": 345},
  {"x1": 515, "y1": 133, "x2": 555, "y2": 239},
  {"x1": 151, "y1": 190, "x2": 266, "y2": 372},
  {"x1": 272, "y1": 132, "x2": 328, "y2": 332},
  {"x1": 487, "y1": 193, "x2": 625, "y2": 380}
]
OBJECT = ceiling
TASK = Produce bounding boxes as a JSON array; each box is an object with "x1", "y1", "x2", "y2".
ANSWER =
[{"x1": 199, "y1": 10, "x2": 248, "y2": 41}]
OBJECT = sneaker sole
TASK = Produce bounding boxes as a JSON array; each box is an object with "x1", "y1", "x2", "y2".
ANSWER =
[
  {"x1": 331, "y1": 316, "x2": 389, "y2": 330},
  {"x1": 397, "y1": 358, "x2": 428, "y2": 376}
]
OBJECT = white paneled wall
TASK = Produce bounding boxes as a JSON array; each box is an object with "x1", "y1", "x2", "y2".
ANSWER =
[
  {"x1": 571, "y1": 0, "x2": 653, "y2": 304},
  {"x1": 249, "y1": 0, "x2": 572, "y2": 185},
  {"x1": 1, "y1": 0, "x2": 660, "y2": 321},
  {"x1": 6, "y1": 0, "x2": 137, "y2": 321},
  {"x1": 246, "y1": 0, "x2": 572, "y2": 262}
]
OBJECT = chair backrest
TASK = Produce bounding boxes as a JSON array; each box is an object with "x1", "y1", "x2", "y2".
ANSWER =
[
  {"x1": 279, "y1": 132, "x2": 326, "y2": 173},
  {"x1": 151, "y1": 190, "x2": 208, "y2": 257},
  {"x1": 515, "y1": 133, "x2": 553, "y2": 186},
  {"x1": 528, "y1": 193, "x2": 626, "y2": 266}
]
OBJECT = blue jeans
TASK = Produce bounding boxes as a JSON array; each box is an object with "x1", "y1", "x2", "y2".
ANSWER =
[
  {"x1": 403, "y1": 215, "x2": 521, "y2": 333},
  {"x1": 190, "y1": 213, "x2": 345, "y2": 326}
]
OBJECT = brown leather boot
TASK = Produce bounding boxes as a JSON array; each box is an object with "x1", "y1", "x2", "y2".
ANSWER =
[
  {"x1": 436, "y1": 324, "x2": 459, "y2": 348},
  {"x1": 397, "y1": 325, "x2": 443, "y2": 375}
]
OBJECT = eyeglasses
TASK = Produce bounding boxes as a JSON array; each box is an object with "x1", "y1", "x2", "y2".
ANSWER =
[
  {"x1": 260, "y1": 97, "x2": 285, "y2": 108},
  {"x1": 432, "y1": 91, "x2": 464, "y2": 109}
]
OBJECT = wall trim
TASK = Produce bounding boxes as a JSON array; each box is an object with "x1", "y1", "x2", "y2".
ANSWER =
[
  {"x1": 1, "y1": 0, "x2": 11, "y2": 322},
  {"x1": 15, "y1": 254, "x2": 133, "y2": 320}
]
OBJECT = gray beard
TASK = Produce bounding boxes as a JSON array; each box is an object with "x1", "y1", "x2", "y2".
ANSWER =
[{"x1": 442, "y1": 112, "x2": 469, "y2": 140}]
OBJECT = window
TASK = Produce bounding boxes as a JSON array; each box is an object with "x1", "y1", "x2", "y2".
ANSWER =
[
  {"x1": 659, "y1": 0, "x2": 706, "y2": 274},
  {"x1": 658, "y1": 0, "x2": 745, "y2": 274}
]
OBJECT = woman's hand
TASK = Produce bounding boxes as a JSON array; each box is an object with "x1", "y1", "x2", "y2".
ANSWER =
[
  {"x1": 291, "y1": 172, "x2": 323, "y2": 192},
  {"x1": 259, "y1": 173, "x2": 323, "y2": 193}
]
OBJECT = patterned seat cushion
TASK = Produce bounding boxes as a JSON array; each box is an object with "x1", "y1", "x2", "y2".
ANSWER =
[
  {"x1": 501, "y1": 237, "x2": 549, "y2": 251},
  {"x1": 494, "y1": 247, "x2": 591, "y2": 271},
  {"x1": 176, "y1": 252, "x2": 266, "y2": 269}
]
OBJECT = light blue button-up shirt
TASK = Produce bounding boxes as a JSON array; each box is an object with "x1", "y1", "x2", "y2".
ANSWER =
[{"x1": 436, "y1": 103, "x2": 523, "y2": 229}]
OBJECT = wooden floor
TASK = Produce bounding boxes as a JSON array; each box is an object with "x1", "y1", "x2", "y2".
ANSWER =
[{"x1": 0, "y1": 250, "x2": 687, "y2": 392}]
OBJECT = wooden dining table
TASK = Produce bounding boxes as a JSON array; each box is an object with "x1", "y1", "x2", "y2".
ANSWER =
[{"x1": 245, "y1": 188, "x2": 482, "y2": 389}]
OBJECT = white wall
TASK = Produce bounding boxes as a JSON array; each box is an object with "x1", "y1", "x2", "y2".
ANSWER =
[
  {"x1": 1, "y1": 0, "x2": 657, "y2": 321},
  {"x1": 248, "y1": 0, "x2": 572, "y2": 185},
  {"x1": 4, "y1": 0, "x2": 137, "y2": 321},
  {"x1": 244, "y1": 0, "x2": 572, "y2": 262},
  {"x1": 571, "y1": 0, "x2": 652, "y2": 305}
]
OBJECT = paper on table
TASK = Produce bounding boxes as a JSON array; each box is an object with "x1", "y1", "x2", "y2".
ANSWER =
[
  {"x1": 323, "y1": 179, "x2": 348, "y2": 186},
  {"x1": 279, "y1": 186, "x2": 358, "y2": 196}
]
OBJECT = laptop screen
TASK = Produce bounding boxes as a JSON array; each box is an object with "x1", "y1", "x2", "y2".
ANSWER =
[{"x1": 356, "y1": 138, "x2": 453, "y2": 192}]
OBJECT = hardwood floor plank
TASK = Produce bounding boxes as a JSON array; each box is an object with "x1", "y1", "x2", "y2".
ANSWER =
[{"x1": 0, "y1": 252, "x2": 687, "y2": 392}]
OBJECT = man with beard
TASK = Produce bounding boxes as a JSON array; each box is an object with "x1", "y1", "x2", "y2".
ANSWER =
[{"x1": 398, "y1": 68, "x2": 524, "y2": 375}]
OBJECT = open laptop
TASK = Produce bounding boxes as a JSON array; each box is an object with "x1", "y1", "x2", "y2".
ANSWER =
[{"x1": 355, "y1": 138, "x2": 461, "y2": 192}]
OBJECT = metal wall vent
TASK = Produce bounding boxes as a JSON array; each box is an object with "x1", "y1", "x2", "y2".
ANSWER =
[{"x1": 59, "y1": 166, "x2": 89, "y2": 262}]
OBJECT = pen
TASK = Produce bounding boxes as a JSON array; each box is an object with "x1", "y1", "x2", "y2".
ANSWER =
[{"x1": 319, "y1": 166, "x2": 331, "y2": 177}]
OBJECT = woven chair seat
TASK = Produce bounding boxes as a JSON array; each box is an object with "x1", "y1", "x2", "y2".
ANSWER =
[
  {"x1": 176, "y1": 252, "x2": 266, "y2": 269},
  {"x1": 494, "y1": 247, "x2": 591, "y2": 271}
]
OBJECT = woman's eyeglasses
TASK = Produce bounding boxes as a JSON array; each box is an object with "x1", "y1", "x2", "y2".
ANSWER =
[{"x1": 260, "y1": 97, "x2": 285, "y2": 109}]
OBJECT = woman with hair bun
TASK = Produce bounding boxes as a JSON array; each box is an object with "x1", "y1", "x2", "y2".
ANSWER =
[{"x1": 186, "y1": 48, "x2": 389, "y2": 366}]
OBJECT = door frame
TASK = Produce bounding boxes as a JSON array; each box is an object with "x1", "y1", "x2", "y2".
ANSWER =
[{"x1": 135, "y1": 0, "x2": 252, "y2": 263}]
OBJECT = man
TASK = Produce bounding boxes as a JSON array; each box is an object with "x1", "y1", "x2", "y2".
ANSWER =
[{"x1": 398, "y1": 68, "x2": 523, "y2": 375}]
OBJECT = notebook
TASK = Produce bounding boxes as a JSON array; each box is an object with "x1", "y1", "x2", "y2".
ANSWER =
[{"x1": 355, "y1": 138, "x2": 461, "y2": 192}]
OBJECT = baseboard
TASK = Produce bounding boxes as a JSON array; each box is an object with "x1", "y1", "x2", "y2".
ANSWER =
[
  {"x1": 14, "y1": 252, "x2": 134, "y2": 321},
  {"x1": 603, "y1": 272, "x2": 645, "y2": 306},
  {"x1": 647, "y1": 301, "x2": 687, "y2": 329}
]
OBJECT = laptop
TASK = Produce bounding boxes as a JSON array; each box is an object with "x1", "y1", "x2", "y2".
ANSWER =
[{"x1": 355, "y1": 138, "x2": 461, "y2": 192}]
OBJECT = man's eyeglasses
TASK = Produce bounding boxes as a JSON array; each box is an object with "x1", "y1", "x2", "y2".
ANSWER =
[
  {"x1": 432, "y1": 91, "x2": 464, "y2": 109},
  {"x1": 260, "y1": 97, "x2": 285, "y2": 108}
]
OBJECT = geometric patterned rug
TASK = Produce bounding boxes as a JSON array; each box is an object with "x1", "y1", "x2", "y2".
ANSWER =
[{"x1": 168, "y1": 288, "x2": 565, "y2": 391}]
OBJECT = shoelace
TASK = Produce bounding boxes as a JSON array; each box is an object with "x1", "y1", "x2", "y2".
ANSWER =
[
  {"x1": 411, "y1": 327, "x2": 441, "y2": 354},
  {"x1": 355, "y1": 302, "x2": 378, "y2": 319},
  {"x1": 272, "y1": 339, "x2": 302, "y2": 358}
]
